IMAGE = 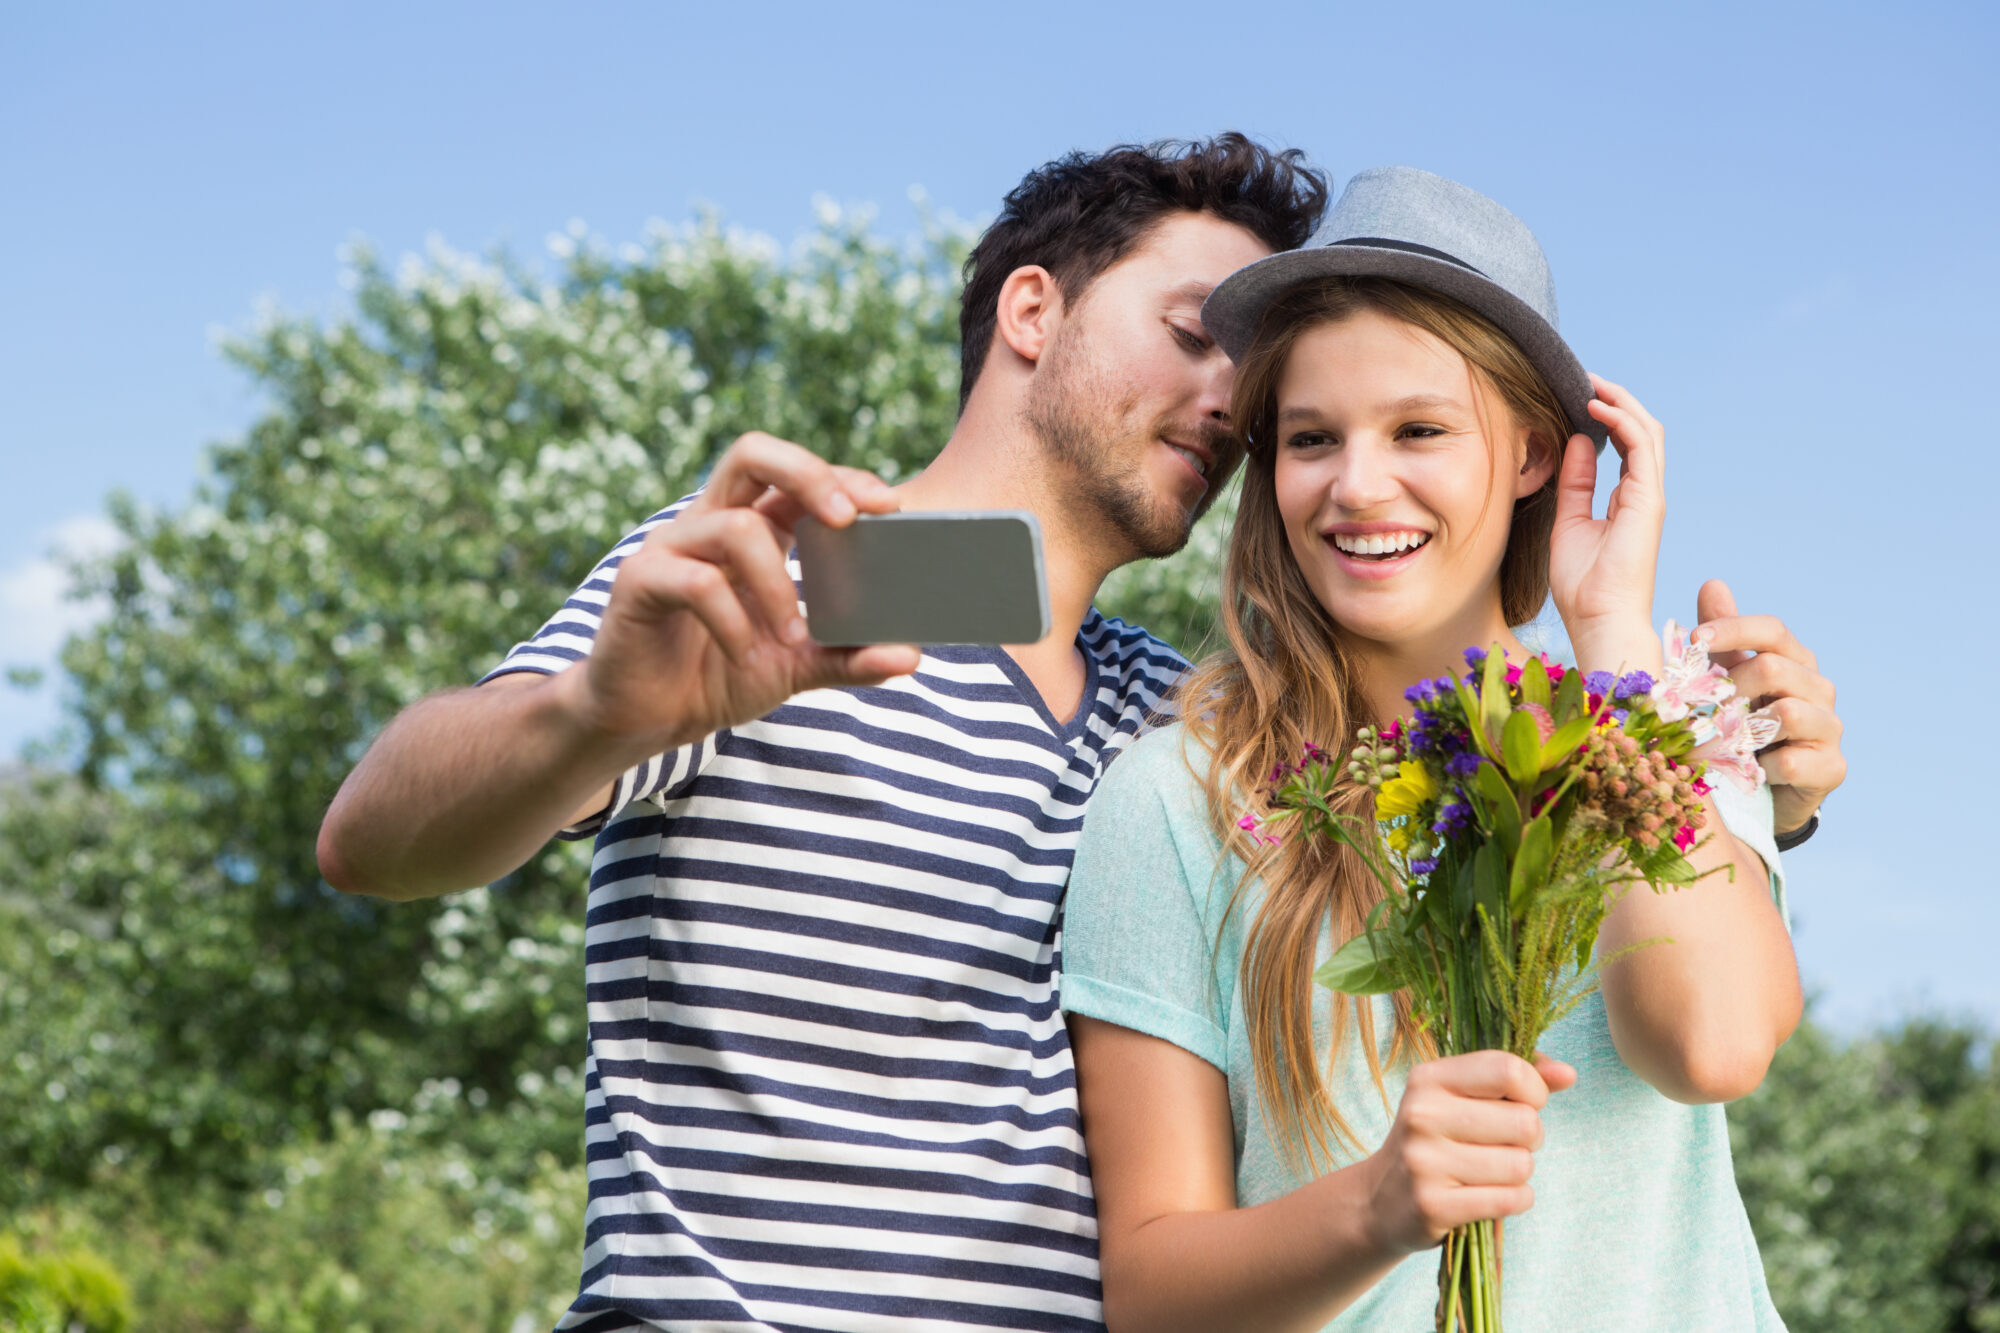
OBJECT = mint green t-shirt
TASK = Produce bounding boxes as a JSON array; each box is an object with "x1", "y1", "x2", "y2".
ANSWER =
[{"x1": 1060, "y1": 722, "x2": 1789, "y2": 1332}]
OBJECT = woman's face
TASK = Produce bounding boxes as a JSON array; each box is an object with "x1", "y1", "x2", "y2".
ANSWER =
[{"x1": 1272, "y1": 308, "x2": 1550, "y2": 651}]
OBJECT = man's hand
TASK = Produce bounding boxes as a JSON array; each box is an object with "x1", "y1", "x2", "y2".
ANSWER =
[
  {"x1": 556, "y1": 431, "x2": 922, "y2": 759},
  {"x1": 1694, "y1": 579, "x2": 1845, "y2": 837},
  {"x1": 316, "y1": 432, "x2": 921, "y2": 902}
]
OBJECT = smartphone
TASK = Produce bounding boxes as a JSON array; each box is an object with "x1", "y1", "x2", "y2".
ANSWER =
[{"x1": 794, "y1": 511, "x2": 1050, "y2": 646}]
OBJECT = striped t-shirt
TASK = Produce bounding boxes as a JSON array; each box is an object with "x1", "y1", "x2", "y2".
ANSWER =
[{"x1": 484, "y1": 495, "x2": 1185, "y2": 1332}]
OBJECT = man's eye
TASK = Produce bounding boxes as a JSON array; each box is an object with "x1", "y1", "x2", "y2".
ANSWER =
[{"x1": 1169, "y1": 324, "x2": 1208, "y2": 351}]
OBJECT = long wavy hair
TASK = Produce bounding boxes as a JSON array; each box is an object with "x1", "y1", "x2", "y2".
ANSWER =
[{"x1": 1181, "y1": 276, "x2": 1570, "y2": 1171}]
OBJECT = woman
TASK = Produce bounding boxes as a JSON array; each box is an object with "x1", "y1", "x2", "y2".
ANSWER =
[{"x1": 1060, "y1": 168, "x2": 1806, "y2": 1330}]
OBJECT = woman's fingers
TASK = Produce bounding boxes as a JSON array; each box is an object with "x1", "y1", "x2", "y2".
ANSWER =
[
  {"x1": 1589, "y1": 373, "x2": 1664, "y2": 442},
  {"x1": 1418, "y1": 1050, "x2": 1552, "y2": 1107},
  {"x1": 1552, "y1": 431, "x2": 1600, "y2": 530}
]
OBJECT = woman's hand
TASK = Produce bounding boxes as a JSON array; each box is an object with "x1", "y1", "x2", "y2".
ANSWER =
[
  {"x1": 1360, "y1": 1050, "x2": 1576, "y2": 1256},
  {"x1": 1548, "y1": 374, "x2": 1667, "y2": 677}
]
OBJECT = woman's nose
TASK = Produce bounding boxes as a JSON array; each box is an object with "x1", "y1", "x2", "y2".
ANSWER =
[{"x1": 1329, "y1": 440, "x2": 1398, "y2": 511}]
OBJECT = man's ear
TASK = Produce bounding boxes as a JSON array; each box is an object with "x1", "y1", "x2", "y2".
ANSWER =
[
  {"x1": 1516, "y1": 430, "x2": 1560, "y2": 498},
  {"x1": 994, "y1": 265, "x2": 1062, "y2": 367}
]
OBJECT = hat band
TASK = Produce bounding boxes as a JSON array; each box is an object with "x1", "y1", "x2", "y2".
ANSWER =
[{"x1": 1326, "y1": 236, "x2": 1489, "y2": 279}]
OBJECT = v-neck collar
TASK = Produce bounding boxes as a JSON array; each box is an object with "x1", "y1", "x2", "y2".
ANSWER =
[{"x1": 940, "y1": 610, "x2": 1103, "y2": 747}]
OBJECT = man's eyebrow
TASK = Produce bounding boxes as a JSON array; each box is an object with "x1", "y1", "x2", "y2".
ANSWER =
[{"x1": 1164, "y1": 280, "x2": 1217, "y2": 306}]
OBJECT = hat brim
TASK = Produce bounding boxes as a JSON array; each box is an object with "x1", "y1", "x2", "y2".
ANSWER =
[{"x1": 1203, "y1": 244, "x2": 1607, "y2": 448}]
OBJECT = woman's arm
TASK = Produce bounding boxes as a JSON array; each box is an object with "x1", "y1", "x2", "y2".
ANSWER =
[
  {"x1": 1594, "y1": 804, "x2": 1801, "y2": 1104},
  {"x1": 1072, "y1": 1016, "x2": 1571, "y2": 1333},
  {"x1": 1548, "y1": 378, "x2": 1807, "y2": 1104}
]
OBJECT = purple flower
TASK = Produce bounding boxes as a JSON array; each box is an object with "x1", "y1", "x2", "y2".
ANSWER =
[
  {"x1": 1611, "y1": 708, "x2": 1630, "y2": 725},
  {"x1": 1464, "y1": 646, "x2": 1489, "y2": 672},
  {"x1": 1446, "y1": 751, "x2": 1485, "y2": 778},
  {"x1": 1409, "y1": 857, "x2": 1439, "y2": 876},
  {"x1": 1614, "y1": 670, "x2": 1655, "y2": 699},
  {"x1": 1432, "y1": 800, "x2": 1474, "y2": 837},
  {"x1": 1405, "y1": 678, "x2": 1440, "y2": 704},
  {"x1": 1585, "y1": 670, "x2": 1615, "y2": 695}
]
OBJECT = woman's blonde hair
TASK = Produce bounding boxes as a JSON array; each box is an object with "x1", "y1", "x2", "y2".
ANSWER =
[{"x1": 1182, "y1": 275, "x2": 1570, "y2": 1170}]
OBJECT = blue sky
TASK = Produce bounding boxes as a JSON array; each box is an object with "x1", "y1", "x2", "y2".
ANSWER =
[{"x1": 3, "y1": 0, "x2": 1996, "y2": 1029}]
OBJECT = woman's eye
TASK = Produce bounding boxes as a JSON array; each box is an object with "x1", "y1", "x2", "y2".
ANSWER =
[
  {"x1": 1399, "y1": 424, "x2": 1445, "y2": 440},
  {"x1": 1285, "y1": 430, "x2": 1336, "y2": 450}
]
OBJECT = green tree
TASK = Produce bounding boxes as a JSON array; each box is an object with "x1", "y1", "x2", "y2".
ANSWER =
[
  {"x1": 1731, "y1": 1014, "x2": 2000, "y2": 1332},
  {"x1": 0, "y1": 206, "x2": 1231, "y2": 1208}
]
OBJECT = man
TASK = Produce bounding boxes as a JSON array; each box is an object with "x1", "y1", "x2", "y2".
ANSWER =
[{"x1": 318, "y1": 136, "x2": 1845, "y2": 1331}]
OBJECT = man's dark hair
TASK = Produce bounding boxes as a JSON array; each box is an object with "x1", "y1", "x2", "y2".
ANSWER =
[{"x1": 957, "y1": 133, "x2": 1330, "y2": 410}]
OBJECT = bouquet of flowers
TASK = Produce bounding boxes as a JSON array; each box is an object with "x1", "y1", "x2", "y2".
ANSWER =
[{"x1": 1251, "y1": 623, "x2": 1777, "y2": 1333}]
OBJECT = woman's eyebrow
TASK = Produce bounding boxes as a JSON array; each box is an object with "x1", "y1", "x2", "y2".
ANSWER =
[{"x1": 1384, "y1": 393, "x2": 1466, "y2": 414}]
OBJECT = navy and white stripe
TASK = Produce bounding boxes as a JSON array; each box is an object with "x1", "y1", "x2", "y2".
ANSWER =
[{"x1": 484, "y1": 495, "x2": 1184, "y2": 1331}]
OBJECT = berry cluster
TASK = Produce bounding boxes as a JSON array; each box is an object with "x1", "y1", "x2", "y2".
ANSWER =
[{"x1": 1577, "y1": 728, "x2": 1708, "y2": 851}]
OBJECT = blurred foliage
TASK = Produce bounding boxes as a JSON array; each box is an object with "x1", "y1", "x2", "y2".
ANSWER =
[
  {"x1": 1731, "y1": 1012, "x2": 2000, "y2": 1331},
  {"x1": 0, "y1": 1233, "x2": 130, "y2": 1333},
  {"x1": 0, "y1": 206, "x2": 1231, "y2": 1327},
  {"x1": 5, "y1": 1122, "x2": 579, "y2": 1332},
  {"x1": 2, "y1": 205, "x2": 1994, "y2": 1329}
]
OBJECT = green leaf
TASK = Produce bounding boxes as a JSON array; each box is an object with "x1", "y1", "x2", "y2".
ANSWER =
[
  {"x1": 1502, "y1": 709, "x2": 1544, "y2": 784},
  {"x1": 1510, "y1": 815, "x2": 1554, "y2": 911},
  {"x1": 1639, "y1": 844, "x2": 1701, "y2": 887},
  {"x1": 1539, "y1": 716, "x2": 1595, "y2": 769},
  {"x1": 1480, "y1": 641, "x2": 1511, "y2": 751},
  {"x1": 1470, "y1": 843, "x2": 1506, "y2": 920},
  {"x1": 1454, "y1": 674, "x2": 1497, "y2": 763},
  {"x1": 1314, "y1": 931, "x2": 1403, "y2": 995},
  {"x1": 1520, "y1": 655, "x2": 1551, "y2": 708},
  {"x1": 1554, "y1": 661, "x2": 1586, "y2": 723},
  {"x1": 1474, "y1": 760, "x2": 1522, "y2": 856}
]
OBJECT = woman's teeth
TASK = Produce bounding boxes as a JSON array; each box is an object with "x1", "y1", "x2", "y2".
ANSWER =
[{"x1": 1332, "y1": 531, "x2": 1431, "y2": 559}]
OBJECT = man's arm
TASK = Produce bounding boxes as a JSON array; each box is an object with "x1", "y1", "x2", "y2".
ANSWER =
[{"x1": 316, "y1": 433, "x2": 920, "y2": 902}]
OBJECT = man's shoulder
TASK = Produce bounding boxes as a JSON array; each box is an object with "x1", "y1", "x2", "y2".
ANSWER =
[{"x1": 1082, "y1": 609, "x2": 1190, "y2": 686}]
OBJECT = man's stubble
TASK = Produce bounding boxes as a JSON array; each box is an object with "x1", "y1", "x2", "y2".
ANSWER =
[{"x1": 1023, "y1": 322, "x2": 1231, "y2": 566}]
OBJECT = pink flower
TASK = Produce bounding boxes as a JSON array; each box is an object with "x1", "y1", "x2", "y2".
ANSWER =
[
  {"x1": 1690, "y1": 697, "x2": 1782, "y2": 792},
  {"x1": 1236, "y1": 813, "x2": 1282, "y2": 849},
  {"x1": 1651, "y1": 619, "x2": 1737, "y2": 723},
  {"x1": 1520, "y1": 703, "x2": 1556, "y2": 745},
  {"x1": 1672, "y1": 824, "x2": 1696, "y2": 852}
]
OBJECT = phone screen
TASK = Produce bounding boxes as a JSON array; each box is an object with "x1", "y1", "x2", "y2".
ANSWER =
[{"x1": 795, "y1": 512, "x2": 1050, "y2": 646}]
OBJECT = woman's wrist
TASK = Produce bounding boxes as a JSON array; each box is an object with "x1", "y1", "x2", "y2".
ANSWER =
[{"x1": 1564, "y1": 617, "x2": 1663, "y2": 679}]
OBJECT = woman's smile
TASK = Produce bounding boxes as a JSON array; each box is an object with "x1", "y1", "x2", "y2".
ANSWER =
[{"x1": 1323, "y1": 522, "x2": 1436, "y2": 580}]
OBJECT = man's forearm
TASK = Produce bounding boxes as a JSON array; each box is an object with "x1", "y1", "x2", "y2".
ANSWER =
[{"x1": 316, "y1": 672, "x2": 641, "y2": 901}]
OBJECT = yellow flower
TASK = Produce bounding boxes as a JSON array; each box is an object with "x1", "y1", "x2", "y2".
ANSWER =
[{"x1": 1375, "y1": 758, "x2": 1438, "y2": 821}]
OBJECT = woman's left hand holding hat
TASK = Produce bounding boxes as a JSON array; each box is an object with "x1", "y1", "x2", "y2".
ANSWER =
[{"x1": 1549, "y1": 372, "x2": 1669, "y2": 677}]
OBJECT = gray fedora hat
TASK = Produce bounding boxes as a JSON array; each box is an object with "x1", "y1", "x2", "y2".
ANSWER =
[{"x1": 1202, "y1": 166, "x2": 1605, "y2": 447}]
